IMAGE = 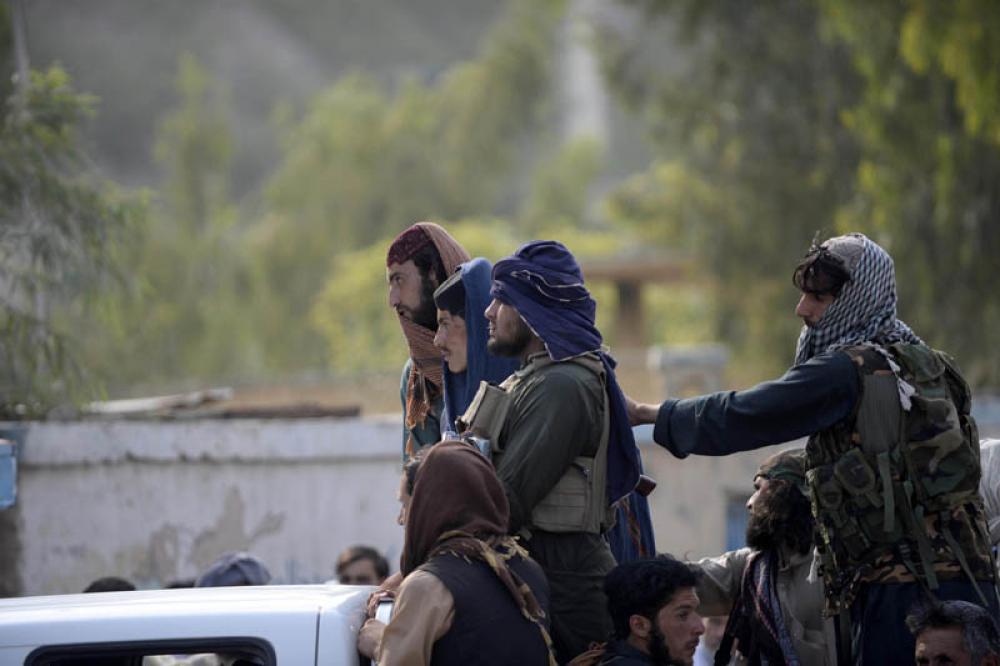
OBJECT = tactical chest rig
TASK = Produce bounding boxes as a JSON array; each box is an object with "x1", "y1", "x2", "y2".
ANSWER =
[
  {"x1": 458, "y1": 352, "x2": 612, "y2": 536},
  {"x1": 806, "y1": 343, "x2": 996, "y2": 615}
]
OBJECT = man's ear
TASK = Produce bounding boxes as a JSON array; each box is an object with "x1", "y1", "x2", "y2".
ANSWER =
[{"x1": 629, "y1": 614, "x2": 652, "y2": 640}]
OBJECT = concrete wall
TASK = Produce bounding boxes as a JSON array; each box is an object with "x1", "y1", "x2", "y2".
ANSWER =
[
  {"x1": 3, "y1": 405, "x2": 998, "y2": 597},
  {"x1": 2, "y1": 416, "x2": 778, "y2": 597},
  {"x1": 4, "y1": 418, "x2": 407, "y2": 596}
]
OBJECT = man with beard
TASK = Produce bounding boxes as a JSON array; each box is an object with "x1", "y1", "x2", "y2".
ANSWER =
[
  {"x1": 386, "y1": 223, "x2": 470, "y2": 458},
  {"x1": 691, "y1": 448, "x2": 832, "y2": 665},
  {"x1": 462, "y1": 240, "x2": 656, "y2": 662},
  {"x1": 628, "y1": 233, "x2": 998, "y2": 664},
  {"x1": 600, "y1": 555, "x2": 706, "y2": 665}
]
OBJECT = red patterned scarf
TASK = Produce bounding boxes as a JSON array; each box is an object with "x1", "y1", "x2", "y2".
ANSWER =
[{"x1": 388, "y1": 222, "x2": 469, "y2": 450}]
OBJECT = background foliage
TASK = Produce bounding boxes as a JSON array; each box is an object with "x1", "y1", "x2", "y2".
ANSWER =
[
  {"x1": 4, "y1": 0, "x2": 1000, "y2": 416},
  {"x1": 0, "y1": 64, "x2": 141, "y2": 414},
  {"x1": 598, "y1": 0, "x2": 1000, "y2": 383}
]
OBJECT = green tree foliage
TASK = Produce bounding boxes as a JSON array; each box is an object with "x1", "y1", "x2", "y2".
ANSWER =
[
  {"x1": 522, "y1": 137, "x2": 604, "y2": 235},
  {"x1": 601, "y1": 0, "x2": 1000, "y2": 385},
  {"x1": 0, "y1": 66, "x2": 141, "y2": 414},
  {"x1": 251, "y1": 0, "x2": 568, "y2": 376},
  {"x1": 598, "y1": 0, "x2": 860, "y2": 377},
  {"x1": 90, "y1": 54, "x2": 260, "y2": 389},
  {"x1": 84, "y1": 0, "x2": 615, "y2": 390},
  {"x1": 265, "y1": 0, "x2": 565, "y2": 247},
  {"x1": 895, "y1": 0, "x2": 1000, "y2": 147},
  {"x1": 820, "y1": 1, "x2": 1000, "y2": 386}
]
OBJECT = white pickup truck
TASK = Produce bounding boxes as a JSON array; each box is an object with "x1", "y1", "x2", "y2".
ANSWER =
[{"x1": 0, "y1": 584, "x2": 377, "y2": 665}]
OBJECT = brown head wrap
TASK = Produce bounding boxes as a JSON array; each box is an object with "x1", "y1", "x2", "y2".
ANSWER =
[
  {"x1": 401, "y1": 441, "x2": 508, "y2": 575},
  {"x1": 388, "y1": 223, "x2": 470, "y2": 452},
  {"x1": 399, "y1": 441, "x2": 556, "y2": 664}
]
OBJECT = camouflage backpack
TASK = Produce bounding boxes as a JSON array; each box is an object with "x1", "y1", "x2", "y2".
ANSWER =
[{"x1": 806, "y1": 342, "x2": 996, "y2": 614}]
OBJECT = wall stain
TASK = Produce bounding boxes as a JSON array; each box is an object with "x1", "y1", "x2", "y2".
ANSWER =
[{"x1": 189, "y1": 486, "x2": 284, "y2": 572}]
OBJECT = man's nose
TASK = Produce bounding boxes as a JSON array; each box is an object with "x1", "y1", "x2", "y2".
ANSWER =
[
  {"x1": 433, "y1": 330, "x2": 445, "y2": 349},
  {"x1": 795, "y1": 294, "x2": 811, "y2": 318},
  {"x1": 389, "y1": 287, "x2": 401, "y2": 308},
  {"x1": 484, "y1": 300, "x2": 497, "y2": 321}
]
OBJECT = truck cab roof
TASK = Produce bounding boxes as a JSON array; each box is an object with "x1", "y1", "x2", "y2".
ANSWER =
[{"x1": 0, "y1": 584, "x2": 373, "y2": 665}]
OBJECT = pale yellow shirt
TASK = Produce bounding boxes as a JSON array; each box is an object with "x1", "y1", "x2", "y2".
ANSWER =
[{"x1": 376, "y1": 569, "x2": 455, "y2": 666}]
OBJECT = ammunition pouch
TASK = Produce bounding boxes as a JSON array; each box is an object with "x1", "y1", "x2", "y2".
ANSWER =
[
  {"x1": 457, "y1": 381, "x2": 513, "y2": 455},
  {"x1": 807, "y1": 343, "x2": 995, "y2": 614}
]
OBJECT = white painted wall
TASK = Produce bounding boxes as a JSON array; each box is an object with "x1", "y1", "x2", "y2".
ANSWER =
[{"x1": 11, "y1": 417, "x2": 407, "y2": 596}]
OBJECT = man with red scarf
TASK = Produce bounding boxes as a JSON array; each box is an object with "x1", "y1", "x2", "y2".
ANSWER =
[{"x1": 386, "y1": 223, "x2": 470, "y2": 458}]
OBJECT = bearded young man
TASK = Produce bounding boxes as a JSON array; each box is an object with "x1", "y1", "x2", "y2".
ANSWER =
[
  {"x1": 386, "y1": 223, "x2": 470, "y2": 458},
  {"x1": 629, "y1": 233, "x2": 998, "y2": 665},
  {"x1": 599, "y1": 556, "x2": 706, "y2": 666},
  {"x1": 461, "y1": 240, "x2": 656, "y2": 662},
  {"x1": 691, "y1": 448, "x2": 831, "y2": 666}
]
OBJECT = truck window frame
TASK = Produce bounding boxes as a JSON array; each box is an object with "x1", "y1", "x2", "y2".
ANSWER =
[{"x1": 25, "y1": 636, "x2": 276, "y2": 666}]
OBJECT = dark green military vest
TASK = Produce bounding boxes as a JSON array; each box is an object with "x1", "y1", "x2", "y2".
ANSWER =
[
  {"x1": 806, "y1": 343, "x2": 996, "y2": 614},
  {"x1": 459, "y1": 353, "x2": 611, "y2": 535}
]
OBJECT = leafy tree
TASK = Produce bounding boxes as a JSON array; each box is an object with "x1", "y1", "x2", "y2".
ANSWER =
[
  {"x1": 521, "y1": 137, "x2": 604, "y2": 235},
  {"x1": 252, "y1": 0, "x2": 567, "y2": 376},
  {"x1": 88, "y1": 0, "x2": 610, "y2": 390},
  {"x1": 597, "y1": 0, "x2": 860, "y2": 378},
  {"x1": 88, "y1": 54, "x2": 260, "y2": 390},
  {"x1": 0, "y1": 66, "x2": 141, "y2": 415},
  {"x1": 820, "y1": 0, "x2": 1000, "y2": 386}
]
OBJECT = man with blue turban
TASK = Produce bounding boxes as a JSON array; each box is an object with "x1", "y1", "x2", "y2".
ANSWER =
[{"x1": 460, "y1": 240, "x2": 656, "y2": 662}]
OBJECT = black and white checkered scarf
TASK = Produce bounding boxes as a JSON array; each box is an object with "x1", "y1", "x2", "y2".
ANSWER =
[{"x1": 793, "y1": 233, "x2": 923, "y2": 407}]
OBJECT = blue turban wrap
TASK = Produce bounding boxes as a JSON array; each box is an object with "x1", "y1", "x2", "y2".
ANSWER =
[
  {"x1": 441, "y1": 258, "x2": 521, "y2": 436},
  {"x1": 491, "y1": 240, "x2": 640, "y2": 505}
]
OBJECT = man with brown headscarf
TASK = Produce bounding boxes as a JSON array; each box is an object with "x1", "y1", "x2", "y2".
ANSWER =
[
  {"x1": 386, "y1": 223, "x2": 470, "y2": 458},
  {"x1": 358, "y1": 441, "x2": 556, "y2": 665}
]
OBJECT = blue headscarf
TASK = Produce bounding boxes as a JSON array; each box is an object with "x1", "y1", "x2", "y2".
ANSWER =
[
  {"x1": 441, "y1": 258, "x2": 521, "y2": 436},
  {"x1": 490, "y1": 241, "x2": 640, "y2": 504}
]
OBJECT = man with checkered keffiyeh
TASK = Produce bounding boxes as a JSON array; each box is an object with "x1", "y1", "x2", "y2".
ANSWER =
[{"x1": 628, "y1": 233, "x2": 998, "y2": 666}]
